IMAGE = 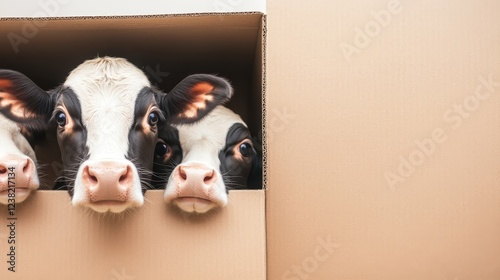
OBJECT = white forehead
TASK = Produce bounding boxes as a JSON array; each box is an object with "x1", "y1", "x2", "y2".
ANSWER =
[
  {"x1": 64, "y1": 57, "x2": 150, "y2": 100},
  {"x1": 175, "y1": 106, "x2": 246, "y2": 152},
  {"x1": 63, "y1": 57, "x2": 151, "y2": 159}
]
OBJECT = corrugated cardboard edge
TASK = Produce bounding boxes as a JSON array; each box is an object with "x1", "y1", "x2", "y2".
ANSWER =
[
  {"x1": 261, "y1": 15, "x2": 268, "y2": 191},
  {"x1": 0, "y1": 12, "x2": 264, "y2": 21},
  {"x1": 260, "y1": 14, "x2": 268, "y2": 279}
]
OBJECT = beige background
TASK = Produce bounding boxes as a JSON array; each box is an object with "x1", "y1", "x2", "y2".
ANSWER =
[{"x1": 266, "y1": 0, "x2": 500, "y2": 279}]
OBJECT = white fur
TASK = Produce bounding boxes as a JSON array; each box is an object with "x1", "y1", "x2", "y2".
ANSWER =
[
  {"x1": 0, "y1": 116, "x2": 36, "y2": 161},
  {"x1": 64, "y1": 57, "x2": 149, "y2": 211},
  {"x1": 164, "y1": 106, "x2": 246, "y2": 213},
  {"x1": 0, "y1": 115, "x2": 39, "y2": 204},
  {"x1": 64, "y1": 57, "x2": 150, "y2": 160}
]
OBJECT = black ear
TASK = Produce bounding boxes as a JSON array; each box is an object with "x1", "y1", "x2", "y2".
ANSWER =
[
  {"x1": 160, "y1": 74, "x2": 233, "y2": 124},
  {"x1": 0, "y1": 70, "x2": 54, "y2": 130},
  {"x1": 247, "y1": 138, "x2": 263, "y2": 190}
]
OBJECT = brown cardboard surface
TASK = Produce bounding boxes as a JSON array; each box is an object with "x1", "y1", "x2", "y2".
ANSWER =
[
  {"x1": 0, "y1": 12, "x2": 266, "y2": 279},
  {"x1": 267, "y1": 0, "x2": 500, "y2": 279},
  {"x1": 0, "y1": 190, "x2": 265, "y2": 279}
]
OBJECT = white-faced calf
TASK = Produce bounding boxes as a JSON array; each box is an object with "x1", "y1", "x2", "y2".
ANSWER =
[
  {"x1": 0, "y1": 115, "x2": 39, "y2": 204},
  {"x1": 153, "y1": 105, "x2": 262, "y2": 214},
  {"x1": 0, "y1": 57, "x2": 232, "y2": 213}
]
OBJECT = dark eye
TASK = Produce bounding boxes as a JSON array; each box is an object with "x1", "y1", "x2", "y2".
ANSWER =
[
  {"x1": 155, "y1": 142, "x2": 169, "y2": 157},
  {"x1": 148, "y1": 112, "x2": 159, "y2": 126},
  {"x1": 239, "y1": 142, "x2": 253, "y2": 157},
  {"x1": 56, "y1": 112, "x2": 67, "y2": 127}
]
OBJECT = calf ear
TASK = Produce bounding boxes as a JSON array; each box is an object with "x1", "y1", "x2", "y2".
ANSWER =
[
  {"x1": 160, "y1": 74, "x2": 233, "y2": 124},
  {"x1": 0, "y1": 70, "x2": 54, "y2": 130}
]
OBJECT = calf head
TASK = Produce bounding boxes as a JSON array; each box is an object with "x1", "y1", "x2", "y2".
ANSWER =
[
  {"x1": 0, "y1": 57, "x2": 232, "y2": 213},
  {"x1": 154, "y1": 106, "x2": 262, "y2": 214},
  {"x1": 0, "y1": 115, "x2": 39, "y2": 204}
]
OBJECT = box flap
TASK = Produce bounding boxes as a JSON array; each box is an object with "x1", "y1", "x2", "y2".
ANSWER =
[{"x1": 0, "y1": 190, "x2": 266, "y2": 279}]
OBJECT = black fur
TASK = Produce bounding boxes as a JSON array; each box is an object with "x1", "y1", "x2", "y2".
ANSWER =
[
  {"x1": 151, "y1": 123, "x2": 183, "y2": 189},
  {"x1": 0, "y1": 69, "x2": 54, "y2": 130},
  {"x1": 127, "y1": 88, "x2": 163, "y2": 193},
  {"x1": 219, "y1": 123, "x2": 262, "y2": 190},
  {"x1": 51, "y1": 88, "x2": 89, "y2": 194}
]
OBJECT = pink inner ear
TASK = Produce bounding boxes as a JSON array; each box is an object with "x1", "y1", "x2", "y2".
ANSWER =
[
  {"x1": 0, "y1": 91, "x2": 31, "y2": 119},
  {"x1": 179, "y1": 82, "x2": 215, "y2": 119},
  {"x1": 0, "y1": 80, "x2": 13, "y2": 90},
  {"x1": 190, "y1": 82, "x2": 214, "y2": 96}
]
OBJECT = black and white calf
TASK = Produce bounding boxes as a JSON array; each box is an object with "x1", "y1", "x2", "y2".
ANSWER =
[
  {"x1": 153, "y1": 105, "x2": 262, "y2": 214},
  {"x1": 0, "y1": 57, "x2": 232, "y2": 213},
  {"x1": 0, "y1": 115, "x2": 39, "y2": 204}
]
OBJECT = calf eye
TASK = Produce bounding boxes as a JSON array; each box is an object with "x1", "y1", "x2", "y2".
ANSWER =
[
  {"x1": 239, "y1": 142, "x2": 253, "y2": 157},
  {"x1": 148, "y1": 112, "x2": 159, "y2": 126},
  {"x1": 155, "y1": 142, "x2": 170, "y2": 157},
  {"x1": 56, "y1": 112, "x2": 67, "y2": 127}
]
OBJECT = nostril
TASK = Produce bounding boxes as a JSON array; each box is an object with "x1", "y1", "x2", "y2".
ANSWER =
[
  {"x1": 90, "y1": 174, "x2": 98, "y2": 184},
  {"x1": 204, "y1": 170, "x2": 215, "y2": 183},
  {"x1": 22, "y1": 159, "x2": 31, "y2": 175},
  {"x1": 118, "y1": 166, "x2": 131, "y2": 183},
  {"x1": 0, "y1": 165, "x2": 6, "y2": 174},
  {"x1": 178, "y1": 166, "x2": 187, "y2": 181},
  {"x1": 84, "y1": 161, "x2": 135, "y2": 203},
  {"x1": 85, "y1": 166, "x2": 98, "y2": 184},
  {"x1": 119, "y1": 174, "x2": 127, "y2": 182}
]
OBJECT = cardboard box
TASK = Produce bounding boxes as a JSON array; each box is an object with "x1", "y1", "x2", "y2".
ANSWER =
[
  {"x1": 0, "y1": 7, "x2": 267, "y2": 280},
  {"x1": 266, "y1": 0, "x2": 500, "y2": 279}
]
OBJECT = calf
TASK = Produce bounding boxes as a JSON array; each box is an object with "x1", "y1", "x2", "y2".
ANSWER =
[
  {"x1": 0, "y1": 115, "x2": 39, "y2": 204},
  {"x1": 153, "y1": 105, "x2": 262, "y2": 214},
  {"x1": 0, "y1": 57, "x2": 232, "y2": 213}
]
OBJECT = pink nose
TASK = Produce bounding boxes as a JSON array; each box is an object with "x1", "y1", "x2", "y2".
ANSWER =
[
  {"x1": 174, "y1": 164, "x2": 217, "y2": 199},
  {"x1": 82, "y1": 161, "x2": 134, "y2": 202},
  {"x1": 0, "y1": 155, "x2": 36, "y2": 191}
]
